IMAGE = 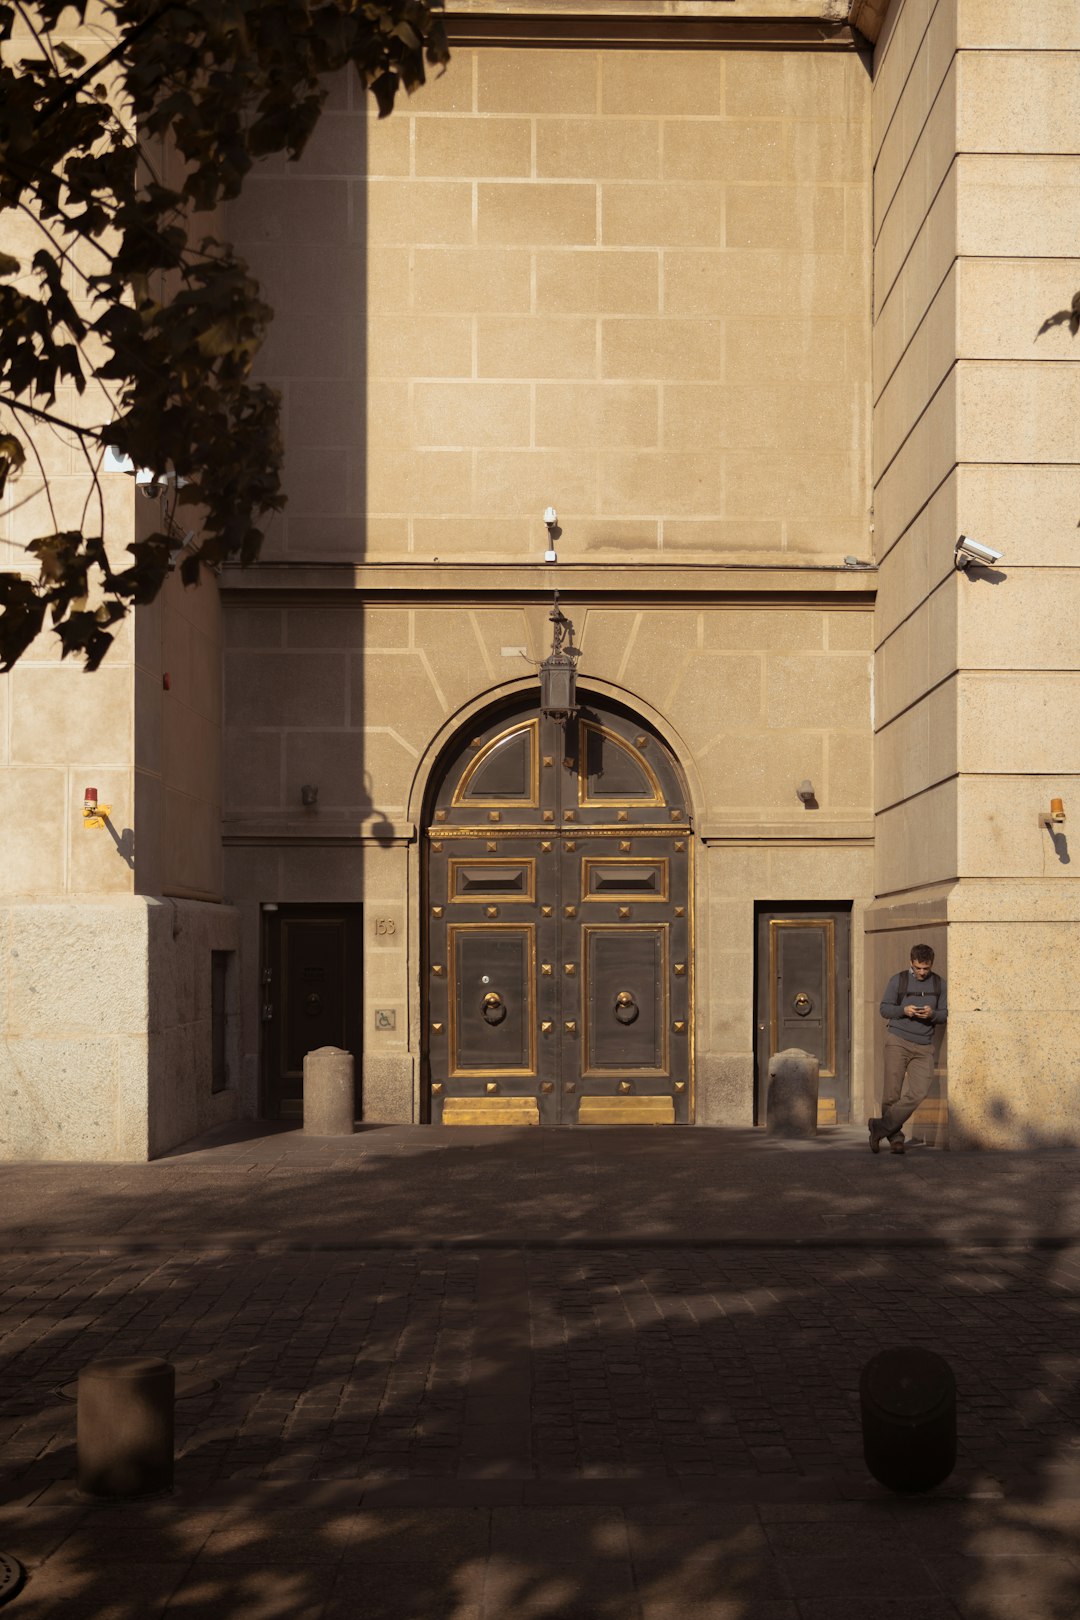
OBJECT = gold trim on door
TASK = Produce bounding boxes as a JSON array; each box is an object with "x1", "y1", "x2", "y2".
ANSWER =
[
  {"x1": 442, "y1": 1097, "x2": 541, "y2": 1126},
  {"x1": 577, "y1": 723, "x2": 664, "y2": 807},
  {"x1": 451, "y1": 720, "x2": 540, "y2": 808},
  {"x1": 447, "y1": 857, "x2": 537, "y2": 904},
  {"x1": 578, "y1": 1096, "x2": 676, "y2": 1125},
  {"x1": 768, "y1": 917, "x2": 836, "y2": 1079},
  {"x1": 447, "y1": 922, "x2": 538, "y2": 1078},
  {"x1": 580, "y1": 856, "x2": 670, "y2": 903},
  {"x1": 581, "y1": 922, "x2": 670, "y2": 1078},
  {"x1": 430, "y1": 825, "x2": 688, "y2": 840}
]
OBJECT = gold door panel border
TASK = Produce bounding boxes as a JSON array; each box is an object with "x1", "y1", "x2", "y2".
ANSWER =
[
  {"x1": 448, "y1": 857, "x2": 537, "y2": 904},
  {"x1": 581, "y1": 922, "x2": 670, "y2": 1078},
  {"x1": 768, "y1": 917, "x2": 836, "y2": 1079},
  {"x1": 451, "y1": 719, "x2": 540, "y2": 808},
  {"x1": 428, "y1": 825, "x2": 689, "y2": 840},
  {"x1": 581, "y1": 856, "x2": 670, "y2": 903},
  {"x1": 578, "y1": 723, "x2": 664, "y2": 808},
  {"x1": 447, "y1": 921, "x2": 538, "y2": 1078}
]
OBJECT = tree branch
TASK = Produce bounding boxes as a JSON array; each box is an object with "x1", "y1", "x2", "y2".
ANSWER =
[
  {"x1": 34, "y1": 2, "x2": 183, "y2": 128},
  {"x1": 0, "y1": 395, "x2": 97, "y2": 434}
]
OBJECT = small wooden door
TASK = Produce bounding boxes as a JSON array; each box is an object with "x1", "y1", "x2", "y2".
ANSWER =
[
  {"x1": 755, "y1": 905, "x2": 851, "y2": 1125},
  {"x1": 425, "y1": 699, "x2": 692, "y2": 1125},
  {"x1": 262, "y1": 905, "x2": 363, "y2": 1119}
]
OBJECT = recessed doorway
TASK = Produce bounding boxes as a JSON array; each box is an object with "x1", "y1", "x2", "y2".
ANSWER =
[
  {"x1": 424, "y1": 695, "x2": 693, "y2": 1125},
  {"x1": 261, "y1": 904, "x2": 363, "y2": 1120},
  {"x1": 754, "y1": 903, "x2": 852, "y2": 1125}
]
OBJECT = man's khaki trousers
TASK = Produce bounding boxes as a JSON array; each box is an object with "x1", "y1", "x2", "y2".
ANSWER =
[{"x1": 881, "y1": 1033, "x2": 935, "y2": 1138}]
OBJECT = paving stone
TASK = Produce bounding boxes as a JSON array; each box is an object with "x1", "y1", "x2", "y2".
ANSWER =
[
  {"x1": 12, "y1": 1558, "x2": 189, "y2": 1619},
  {"x1": 1, "y1": 1128, "x2": 1079, "y2": 1619},
  {"x1": 163, "y1": 1561, "x2": 336, "y2": 1619}
]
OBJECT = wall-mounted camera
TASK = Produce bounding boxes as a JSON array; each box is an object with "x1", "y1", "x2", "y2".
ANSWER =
[{"x1": 954, "y1": 535, "x2": 1003, "y2": 569}]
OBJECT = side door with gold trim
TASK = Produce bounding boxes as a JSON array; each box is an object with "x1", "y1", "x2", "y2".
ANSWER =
[{"x1": 754, "y1": 905, "x2": 851, "y2": 1126}]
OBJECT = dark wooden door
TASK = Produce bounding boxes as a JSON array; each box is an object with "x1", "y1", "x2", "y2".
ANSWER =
[
  {"x1": 263, "y1": 905, "x2": 363, "y2": 1119},
  {"x1": 754, "y1": 905, "x2": 851, "y2": 1125},
  {"x1": 425, "y1": 700, "x2": 692, "y2": 1125}
]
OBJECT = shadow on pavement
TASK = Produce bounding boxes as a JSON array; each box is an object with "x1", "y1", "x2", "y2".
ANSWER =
[{"x1": 0, "y1": 1129, "x2": 1078, "y2": 1616}]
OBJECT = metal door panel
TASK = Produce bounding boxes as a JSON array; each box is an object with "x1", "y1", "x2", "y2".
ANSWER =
[
  {"x1": 282, "y1": 919, "x2": 349, "y2": 1069},
  {"x1": 582, "y1": 857, "x2": 668, "y2": 901},
  {"x1": 449, "y1": 923, "x2": 536, "y2": 1076},
  {"x1": 771, "y1": 919, "x2": 835, "y2": 1076},
  {"x1": 453, "y1": 719, "x2": 539, "y2": 806},
  {"x1": 582, "y1": 924, "x2": 668, "y2": 1076},
  {"x1": 578, "y1": 722, "x2": 664, "y2": 805},
  {"x1": 449, "y1": 858, "x2": 536, "y2": 900}
]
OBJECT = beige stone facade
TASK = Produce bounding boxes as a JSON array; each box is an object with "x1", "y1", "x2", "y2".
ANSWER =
[
  {"x1": 865, "y1": 0, "x2": 1080, "y2": 1147},
  {"x1": 1, "y1": 0, "x2": 1077, "y2": 1155}
]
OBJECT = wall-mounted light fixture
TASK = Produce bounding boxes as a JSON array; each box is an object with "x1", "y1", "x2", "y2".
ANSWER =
[
  {"x1": 796, "y1": 779, "x2": 817, "y2": 807},
  {"x1": 82, "y1": 787, "x2": 111, "y2": 829},
  {"x1": 1038, "y1": 798, "x2": 1066, "y2": 829},
  {"x1": 538, "y1": 592, "x2": 582, "y2": 722}
]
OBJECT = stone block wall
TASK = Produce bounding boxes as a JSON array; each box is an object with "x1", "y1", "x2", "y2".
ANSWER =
[
  {"x1": 226, "y1": 44, "x2": 871, "y2": 563},
  {"x1": 868, "y1": 0, "x2": 1080, "y2": 1144},
  {"x1": 0, "y1": 895, "x2": 238, "y2": 1161},
  {"x1": 223, "y1": 595, "x2": 874, "y2": 1124}
]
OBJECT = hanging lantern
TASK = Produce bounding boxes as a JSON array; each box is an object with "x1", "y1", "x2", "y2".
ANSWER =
[{"x1": 539, "y1": 594, "x2": 582, "y2": 721}]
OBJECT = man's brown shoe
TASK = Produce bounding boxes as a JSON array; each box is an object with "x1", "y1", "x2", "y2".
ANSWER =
[
  {"x1": 889, "y1": 1134, "x2": 906, "y2": 1155},
  {"x1": 868, "y1": 1118, "x2": 888, "y2": 1154}
]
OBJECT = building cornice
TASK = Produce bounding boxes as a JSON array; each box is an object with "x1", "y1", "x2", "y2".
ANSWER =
[
  {"x1": 847, "y1": 0, "x2": 888, "y2": 44},
  {"x1": 221, "y1": 562, "x2": 876, "y2": 602},
  {"x1": 445, "y1": 2, "x2": 860, "y2": 49}
]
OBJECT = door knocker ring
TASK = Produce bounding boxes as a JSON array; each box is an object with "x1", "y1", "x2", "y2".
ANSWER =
[
  {"x1": 482, "y1": 991, "x2": 507, "y2": 1025},
  {"x1": 614, "y1": 990, "x2": 639, "y2": 1025}
]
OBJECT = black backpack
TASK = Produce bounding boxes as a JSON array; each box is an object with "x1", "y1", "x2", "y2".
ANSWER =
[{"x1": 894, "y1": 969, "x2": 940, "y2": 1004}]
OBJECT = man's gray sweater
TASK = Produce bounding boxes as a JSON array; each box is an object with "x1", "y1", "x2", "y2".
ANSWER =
[{"x1": 879, "y1": 970, "x2": 948, "y2": 1046}]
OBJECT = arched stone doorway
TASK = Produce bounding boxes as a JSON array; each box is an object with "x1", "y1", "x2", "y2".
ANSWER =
[{"x1": 423, "y1": 692, "x2": 693, "y2": 1125}]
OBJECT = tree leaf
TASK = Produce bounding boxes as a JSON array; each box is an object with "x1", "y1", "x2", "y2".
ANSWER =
[{"x1": 0, "y1": 0, "x2": 451, "y2": 666}]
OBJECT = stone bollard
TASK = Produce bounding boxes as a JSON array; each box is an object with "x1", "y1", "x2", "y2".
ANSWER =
[
  {"x1": 765, "y1": 1047, "x2": 819, "y2": 1138},
  {"x1": 303, "y1": 1046, "x2": 355, "y2": 1135},
  {"x1": 860, "y1": 1346, "x2": 956, "y2": 1493},
  {"x1": 77, "y1": 1356, "x2": 174, "y2": 1498}
]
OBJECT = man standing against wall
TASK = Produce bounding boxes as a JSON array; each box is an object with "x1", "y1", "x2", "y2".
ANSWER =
[{"x1": 869, "y1": 945, "x2": 947, "y2": 1155}]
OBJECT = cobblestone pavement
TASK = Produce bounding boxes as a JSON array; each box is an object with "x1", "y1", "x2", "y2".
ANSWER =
[
  {"x1": 3, "y1": 1245, "x2": 1080, "y2": 1499},
  {"x1": 3, "y1": 1124, "x2": 1080, "y2": 1251},
  {"x1": 2, "y1": 1128, "x2": 1080, "y2": 1615}
]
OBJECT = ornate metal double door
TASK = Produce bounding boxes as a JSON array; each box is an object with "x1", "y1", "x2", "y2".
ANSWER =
[{"x1": 425, "y1": 699, "x2": 692, "y2": 1125}]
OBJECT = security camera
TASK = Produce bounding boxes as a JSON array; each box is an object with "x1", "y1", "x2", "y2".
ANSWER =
[
  {"x1": 954, "y1": 535, "x2": 1003, "y2": 569},
  {"x1": 543, "y1": 507, "x2": 557, "y2": 528}
]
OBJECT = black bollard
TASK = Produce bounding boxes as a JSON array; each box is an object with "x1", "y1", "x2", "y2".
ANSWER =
[
  {"x1": 860, "y1": 1346, "x2": 956, "y2": 1493},
  {"x1": 77, "y1": 1356, "x2": 175, "y2": 1498}
]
